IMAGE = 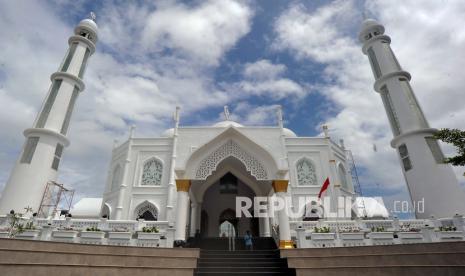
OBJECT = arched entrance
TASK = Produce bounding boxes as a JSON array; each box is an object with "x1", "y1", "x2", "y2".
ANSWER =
[
  {"x1": 134, "y1": 201, "x2": 158, "y2": 221},
  {"x1": 197, "y1": 157, "x2": 262, "y2": 238}
]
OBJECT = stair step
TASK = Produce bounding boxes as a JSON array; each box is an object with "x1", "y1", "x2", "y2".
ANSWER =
[
  {"x1": 195, "y1": 267, "x2": 294, "y2": 273},
  {"x1": 198, "y1": 261, "x2": 287, "y2": 268},
  {"x1": 195, "y1": 272, "x2": 294, "y2": 276},
  {"x1": 194, "y1": 237, "x2": 295, "y2": 275}
]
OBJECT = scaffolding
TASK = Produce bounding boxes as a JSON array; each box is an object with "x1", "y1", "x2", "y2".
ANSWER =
[
  {"x1": 346, "y1": 150, "x2": 368, "y2": 218},
  {"x1": 37, "y1": 181, "x2": 74, "y2": 218}
]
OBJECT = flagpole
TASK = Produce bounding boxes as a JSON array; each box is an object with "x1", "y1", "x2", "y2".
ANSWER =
[{"x1": 322, "y1": 125, "x2": 340, "y2": 238}]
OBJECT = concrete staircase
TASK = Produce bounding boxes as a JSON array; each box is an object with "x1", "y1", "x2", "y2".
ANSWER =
[
  {"x1": 0, "y1": 238, "x2": 199, "y2": 276},
  {"x1": 194, "y1": 237, "x2": 296, "y2": 276},
  {"x1": 281, "y1": 241, "x2": 465, "y2": 276}
]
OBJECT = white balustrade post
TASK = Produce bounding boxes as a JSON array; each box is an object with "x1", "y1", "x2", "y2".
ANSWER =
[
  {"x1": 295, "y1": 226, "x2": 307, "y2": 248},
  {"x1": 166, "y1": 226, "x2": 175, "y2": 248},
  {"x1": 421, "y1": 225, "x2": 434, "y2": 243},
  {"x1": 393, "y1": 216, "x2": 400, "y2": 231},
  {"x1": 98, "y1": 217, "x2": 108, "y2": 231},
  {"x1": 453, "y1": 214, "x2": 464, "y2": 231}
]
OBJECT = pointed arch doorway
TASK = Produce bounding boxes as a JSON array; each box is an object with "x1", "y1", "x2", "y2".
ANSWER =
[
  {"x1": 219, "y1": 209, "x2": 237, "y2": 237},
  {"x1": 197, "y1": 158, "x2": 261, "y2": 238}
]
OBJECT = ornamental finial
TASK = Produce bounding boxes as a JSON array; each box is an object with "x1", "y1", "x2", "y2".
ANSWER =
[
  {"x1": 223, "y1": 105, "x2": 231, "y2": 121},
  {"x1": 89, "y1": 11, "x2": 96, "y2": 22},
  {"x1": 276, "y1": 105, "x2": 283, "y2": 128}
]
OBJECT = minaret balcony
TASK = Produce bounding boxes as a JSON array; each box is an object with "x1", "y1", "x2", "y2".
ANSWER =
[
  {"x1": 374, "y1": 70, "x2": 411, "y2": 92},
  {"x1": 68, "y1": 35, "x2": 96, "y2": 54},
  {"x1": 50, "y1": 71, "x2": 85, "y2": 91}
]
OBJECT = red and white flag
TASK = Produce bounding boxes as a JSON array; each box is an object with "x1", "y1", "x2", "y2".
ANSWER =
[{"x1": 318, "y1": 177, "x2": 330, "y2": 199}]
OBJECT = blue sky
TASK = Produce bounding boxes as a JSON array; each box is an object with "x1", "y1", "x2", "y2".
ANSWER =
[{"x1": 1, "y1": 0, "x2": 465, "y2": 218}]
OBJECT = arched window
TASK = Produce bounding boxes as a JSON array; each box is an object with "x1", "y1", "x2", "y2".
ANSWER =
[
  {"x1": 303, "y1": 201, "x2": 323, "y2": 221},
  {"x1": 135, "y1": 201, "x2": 158, "y2": 221},
  {"x1": 101, "y1": 203, "x2": 111, "y2": 219},
  {"x1": 141, "y1": 158, "x2": 163, "y2": 186},
  {"x1": 338, "y1": 164, "x2": 349, "y2": 190},
  {"x1": 296, "y1": 158, "x2": 317, "y2": 186},
  {"x1": 111, "y1": 165, "x2": 122, "y2": 191}
]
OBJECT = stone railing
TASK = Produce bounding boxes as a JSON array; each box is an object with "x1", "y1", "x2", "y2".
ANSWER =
[
  {"x1": 0, "y1": 216, "x2": 175, "y2": 248},
  {"x1": 292, "y1": 214, "x2": 465, "y2": 248}
]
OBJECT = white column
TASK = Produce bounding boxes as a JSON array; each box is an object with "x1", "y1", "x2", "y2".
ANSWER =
[
  {"x1": 114, "y1": 125, "x2": 135, "y2": 220},
  {"x1": 189, "y1": 202, "x2": 198, "y2": 237},
  {"x1": 0, "y1": 16, "x2": 98, "y2": 215},
  {"x1": 196, "y1": 202, "x2": 202, "y2": 234},
  {"x1": 360, "y1": 19, "x2": 465, "y2": 218},
  {"x1": 174, "y1": 179, "x2": 191, "y2": 244},
  {"x1": 262, "y1": 215, "x2": 271, "y2": 237},
  {"x1": 272, "y1": 180, "x2": 293, "y2": 249}
]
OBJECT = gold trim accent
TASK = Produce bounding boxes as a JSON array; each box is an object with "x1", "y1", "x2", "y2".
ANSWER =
[
  {"x1": 279, "y1": 240, "x2": 294, "y2": 249},
  {"x1": 272, "y1": 180, "x2": 289, "y2": 193},
  {"x1": 175, "y1": 179, "x2": 191, "y2": 192}
]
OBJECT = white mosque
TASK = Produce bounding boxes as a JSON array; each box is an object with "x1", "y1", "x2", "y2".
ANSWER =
[{"x1": 1, "y1": 15, "x2": 465, "y2": 248}]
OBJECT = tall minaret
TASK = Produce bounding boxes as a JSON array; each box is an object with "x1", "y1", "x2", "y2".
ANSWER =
[
  {"x1": 359, "y1": 19, "x2": 465, "y2": 218},
  {"x1": 0, "y1": 15, "x2": 98, "y2": 215}
]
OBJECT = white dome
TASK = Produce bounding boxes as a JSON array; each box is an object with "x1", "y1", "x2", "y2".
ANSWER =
[
  {"x1": 74, "y1": 19, "x2": 98, "y2": 42},
  {"x1": 161, "y1": 128, "x2": 175, "y2": 137},
  {"x1": 359, "y1": 18, "x2": 385, "y2": 42},
  {"x1": 354, "y1": 197, "x2": 389, "y2": 218},
  {"x1": 213, "y1": 120, "x2": 244, "y2": 128},
  {"x1": 70, "y1": 198, "x2": 102, "y2": 218},
  {"x1": 282, "y1": 128, "x2": 297, "y2": 137}
]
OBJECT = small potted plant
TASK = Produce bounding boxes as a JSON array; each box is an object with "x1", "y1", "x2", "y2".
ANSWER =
[
  {"x1": 137, "y1": 226, "x2": 160, "y2": 239},
  {"x1": 80, "y1": 226, "x2": 105, "y2": 240},
  {"x1": 369, "y1": 226, "x2": 394, "y2": 243},
  {"x1": 311, "y1": 226, "x2": 336, "y2": 240},
  {"x1": 137, "y1": 226, "x2": 160, "y2": 247},
  {"x1": 436, "y1": 226, "x2": 463, "y2": 240},
  {"x1": 8, "y1": 207, "x2": 40, "y2": 239}
]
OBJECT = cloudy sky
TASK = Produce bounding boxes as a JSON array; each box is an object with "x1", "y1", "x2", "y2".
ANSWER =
[{"x1": 1, "y1": 0, "x2": 464, "y2": 218}]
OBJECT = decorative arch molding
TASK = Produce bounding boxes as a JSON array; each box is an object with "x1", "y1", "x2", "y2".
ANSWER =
[
  {"x1": 134, "y1": 200, "x2": 158, "y2": 221},
  {"x1": 182, "y1": 127, "x2": 281, "y2": 180},
  {"x1": 295, "y1": 157, "x2": 318, "y2": 186},
  {"x1": 195, "y1": 140, "x2": 268, "y2": 180}
]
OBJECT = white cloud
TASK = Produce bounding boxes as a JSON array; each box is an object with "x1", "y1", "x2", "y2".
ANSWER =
[
  {"x1": 243, "y1": 59, "x2": 286, "y2": 79},
  {"x1": 273, "y1": 0, "x2": 465, "y2": 203},
  {"x1": 142, "y1": 0, "x2": 252, "y2": 66},
  {"x1": 221, "y1": 59, "x2": 307, "y2": 100},
  {"x1": 97, "y1": 0, "x2": 253, "y2": 66},
  {"x1": 226, "y1": 102, "x2": 280, "y2": 126}
]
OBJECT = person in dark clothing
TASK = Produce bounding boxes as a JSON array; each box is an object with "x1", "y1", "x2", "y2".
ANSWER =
[{"x1": 244, "y1": 230, "x2": 253, "y2": 250}]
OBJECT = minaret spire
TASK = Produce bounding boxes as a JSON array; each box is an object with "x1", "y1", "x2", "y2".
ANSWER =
[
  {"x1": 359, "y1": 18, "x2": 465, "y2": 218},
  {"x1": 0, "y1": 16, "x2": 98, "y2": 215},
  {"x1": 223, "y1": 105, "x2": 231, "y2": 121}
]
